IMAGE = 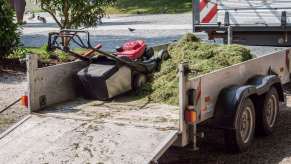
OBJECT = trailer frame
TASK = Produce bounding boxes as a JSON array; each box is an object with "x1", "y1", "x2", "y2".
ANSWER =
[{"x1": 1, "y1": 44, "x2": 291, "y2": 162}]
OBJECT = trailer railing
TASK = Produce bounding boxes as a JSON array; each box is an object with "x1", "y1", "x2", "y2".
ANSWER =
[
  {"x1": 193, "y1": 0, "x2": 291, "y2": 27},
  {"x1": 192, "y1": 0, "x2": 291, "y2": 46}
]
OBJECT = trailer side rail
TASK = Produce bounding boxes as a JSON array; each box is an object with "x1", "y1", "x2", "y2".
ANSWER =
[
  {"x1": 184, "y1": 48, "x2": 290, "y2": 123},
  {"x1": 192, "y1": 0, "x2": 291, "y2": 46}
]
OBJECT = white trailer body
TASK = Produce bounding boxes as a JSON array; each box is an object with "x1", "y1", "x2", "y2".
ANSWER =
[
  {"x1": 0, "y1": 46, "x2": 291, "y2": 163},
  {"x1": 193, "y1": 0, "x2": 291, "y2": 46},
  {"x1": 218, "y1": 0, "x2": 291, "y2": 25},
  {"x1": 194, "y1": 0, "x2": 291, "y2": 25}
]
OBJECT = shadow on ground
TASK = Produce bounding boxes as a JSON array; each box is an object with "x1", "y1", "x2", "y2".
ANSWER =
[
  {"x1": 24, "y1": 22, "x2": 58, "y2": 28},
  {"x1": 0, "y1": 69, "x2": 26, "y2": 84},
  {"x1": 99, "y1": 20, "x2": 150, "y2": 26}
]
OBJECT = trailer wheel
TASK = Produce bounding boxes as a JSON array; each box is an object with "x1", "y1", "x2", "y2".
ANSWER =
[
  {"x1": 257, "y1": 87, "x2": 279, "y2": 136},
  {"x1": 224, "y1": 98, "x2": 255, "y2": 153}
]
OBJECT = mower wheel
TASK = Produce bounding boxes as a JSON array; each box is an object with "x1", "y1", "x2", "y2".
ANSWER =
[
  {"x1": 154, "y1": 49, "x2": 170, "y2": 72},
  {"x1": 158, "y1": 49, "x2": 170, "y2": 60},
  {"x1": 144, "y1": 47, "x2": 155, "y2": 60},
  {"x1": 133, "y1": 74, "x2": 147, "y2": 90}
]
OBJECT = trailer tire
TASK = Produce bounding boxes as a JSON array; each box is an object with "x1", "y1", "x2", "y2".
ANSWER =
[
  {"x1": 257, "y1": 87, "x2": 279, "y2": 136},
  {"x1": 224, "y1": 98, "x2": 255, "y2": 153}
]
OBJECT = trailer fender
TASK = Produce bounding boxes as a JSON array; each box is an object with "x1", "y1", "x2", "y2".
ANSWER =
[
  {"x1": 212, "y1": 75, "x2": 284, "y2": 130},
  {"x1": 246, "y1": 75, "x2": 284, "y2": 102},
  {"x1": 212, "y1": 85, "x2": 256, "y2": 130}
]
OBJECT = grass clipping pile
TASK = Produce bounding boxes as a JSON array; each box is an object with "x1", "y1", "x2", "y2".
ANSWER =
[{"x1": 138, "y1": 33, "x2": 253, "y2": 105}]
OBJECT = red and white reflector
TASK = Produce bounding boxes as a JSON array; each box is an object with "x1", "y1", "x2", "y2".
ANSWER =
[
  {"x1": 185, "y1": 109, "x2": 197, "y2": 124},
  {"x1": 21, "y1": 95, "x2": 28, "y2": 108},
  {"x1": 199, "y1": 0, "x2": 218, "y2": 23}
]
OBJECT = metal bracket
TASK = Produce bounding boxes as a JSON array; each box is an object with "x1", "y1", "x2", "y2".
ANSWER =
[
  {"x1": 192, "y1": 125, "x2": 200, "y2": 151},
  {"x1": 224, "y1": 11, "x2": 230, "y2": 26},
  {"x1": 192, "y1": 0, "x2": 201, "y2": 32},
  {"x1": 268, "y1": 66, "x2": 278, "y2": 76},
  {"x1": 39, "y1": 95, "x2": 47, "y2": 107},
  {"x1": 177, "y1": 63, "x2": 190, "y2": 146},
  {"x1": 227, "y1": 26, "x2": 233, "y2": 44},
  {"x1": 281, "y1": 11, "x2": 287, "y2": 28}
]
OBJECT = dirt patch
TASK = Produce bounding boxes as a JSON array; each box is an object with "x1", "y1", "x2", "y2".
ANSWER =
[
  {"x1": 0, "y1": 69, "x2": 29, "y2": 133},
  {"x1": 0, "y1": 59, "x2": 26, "y2": 72}
]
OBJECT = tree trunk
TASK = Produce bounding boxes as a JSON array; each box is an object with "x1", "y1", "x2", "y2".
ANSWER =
[{"x1": 62, "y1": 0, "x2": 70, "y2": 48}]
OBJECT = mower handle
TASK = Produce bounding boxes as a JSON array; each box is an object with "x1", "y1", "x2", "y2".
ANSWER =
[{"x1": 48, "y1": 29, "x2": 150, "y2": 73}]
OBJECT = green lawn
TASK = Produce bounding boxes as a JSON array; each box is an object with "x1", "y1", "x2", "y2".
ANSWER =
[
  {"x1": 9, "y1": 45, "x2": 87, "y2": 62},
  {"x1": 25, "y1": 1, "x2": 42, "y2": 13},
  {"x1": 108, "y1": 0, "x2": 192, "y2": 14},
  {"x1": 26, "y1": 0, "x2": 192, "y2": 14}
]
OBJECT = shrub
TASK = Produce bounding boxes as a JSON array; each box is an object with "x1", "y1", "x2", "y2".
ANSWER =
[
  {"x1": 0, "y1": 0, "x2": 20, "y2": 59},
  {"x1": 40, "y1": 0, "x2": 116, "y2": 29}
]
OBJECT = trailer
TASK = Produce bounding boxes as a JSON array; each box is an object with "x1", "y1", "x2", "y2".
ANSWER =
[
  {"x1": 192, "y1": 0, "x2": 291, "y2": 46},
  {"x1": 1, "y1": 1, "x2": 291, "y2": 162},
  {"x1": 0, "y1": 43, "x2": 290, "y2": 163}
]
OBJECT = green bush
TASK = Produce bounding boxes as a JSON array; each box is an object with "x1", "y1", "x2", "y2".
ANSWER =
[
  {"x1": 0, "y1": 0, "x2": 20, "y2": 59},
  {"x1": 40, "y1": 0, "x2": 116, "y2": 29}
]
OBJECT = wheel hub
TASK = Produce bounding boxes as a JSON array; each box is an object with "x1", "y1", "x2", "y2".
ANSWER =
[
  {"x1": 240, "y1": 106, "x2": 253, "y2": 144},
  {"x1": 265, "y1": 95, "x2": 278, "y2": 128}
]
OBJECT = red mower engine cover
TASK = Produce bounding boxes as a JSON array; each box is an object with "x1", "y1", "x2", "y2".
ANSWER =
[{"x1": 115, "y1": 40, "x2": 146, "y2": 60}]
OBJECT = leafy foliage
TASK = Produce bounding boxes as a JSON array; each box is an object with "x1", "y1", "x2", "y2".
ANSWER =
[
  {"x1": 39, "y1": 0, "x2": 116, "y2": 29},
  {"x1": 9, "y1": 45, "x2": 86, "y2": 64},
  {"x1": 8, "y1": 47, "x2": 28, "y2": 59},
  {"x1": 0, "y1": 0, "x2": 20, "y2": 59}
]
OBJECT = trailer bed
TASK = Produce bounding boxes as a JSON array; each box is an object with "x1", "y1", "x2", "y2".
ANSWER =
[{"x1": 0, "y1": 99, "x2": 179, "y2": 164}]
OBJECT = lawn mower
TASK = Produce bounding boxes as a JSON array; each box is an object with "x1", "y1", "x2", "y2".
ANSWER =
[{"x1": 48, "y1": 29, "x2": 169, "y2": 100}]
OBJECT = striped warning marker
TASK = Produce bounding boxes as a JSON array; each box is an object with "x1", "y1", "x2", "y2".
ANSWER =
[{"x1": 199, "y1": 0, "x2": 218, "y2": 23}]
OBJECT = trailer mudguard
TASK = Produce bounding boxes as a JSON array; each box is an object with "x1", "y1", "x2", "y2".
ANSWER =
[
  {"x1": 212, "y1": 85, "x2": 256, "y2": 130},
  {"x1": 212, "y1": 75, "x2": 283, "y2": 130},
  {"x1": 247, "y1": 75, "x2": 284, "y2": 102}
]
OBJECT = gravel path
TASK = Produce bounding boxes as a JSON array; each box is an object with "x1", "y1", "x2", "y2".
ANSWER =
[
  {"x1": 160, "y1": 82, "x2": 291, "y2": 163},
  {"x1": 0, "y1": 70, "x2": 28, "y2": 133},
  {"x1": 160, "y1": 98, "x2": 291, "y2": 164}
]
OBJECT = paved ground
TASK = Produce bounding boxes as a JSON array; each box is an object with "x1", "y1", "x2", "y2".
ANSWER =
[
  {"x1": 21, "y1": 13, "x2": 193, "y2": 50},
  {"x1": 3, "y1": 70, "x2": 291, "y2": 164},
  {"x1": 0, "y1": 70, "x2": 28, "y2": 133},
  {"x1": 160, "y1": 99, "x2": 291, "y2": 164}
]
